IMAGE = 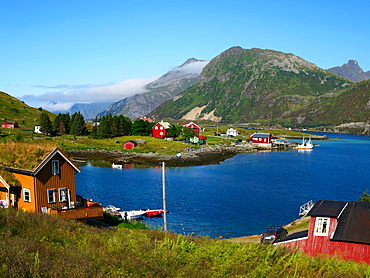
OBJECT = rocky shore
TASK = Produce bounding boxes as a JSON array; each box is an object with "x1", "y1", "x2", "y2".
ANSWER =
[{"x1": 67, "y1": 143, "x2": 256, "y2": 167}]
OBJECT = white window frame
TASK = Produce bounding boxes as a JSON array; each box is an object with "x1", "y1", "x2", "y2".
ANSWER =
[
  {"x1": 23, "y1": 188, "x2": 31, "y2": 202},
  {"x1": 314, "y1": 217, "x2": 330, "y2": 236},
  {"x1": 52, "y1": 160, "x2": 60, "y2": 175},
  {"x1": 58, "y1": 188, "x2": 67, "y2": 202},
  {"x1": 47, "y1": 189, "x2": 56, "y2": 204}
]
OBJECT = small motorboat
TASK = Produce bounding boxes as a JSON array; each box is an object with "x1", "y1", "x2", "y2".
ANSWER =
[
  {"x1": 118, "y1": 210, "x2": 146, "y2": 220},
  {"x1": 143, "y1": 209, "x2": 165, "y2": 217},
  {"x1": 111, "y1": 163, "x2": 122, "y2": 169}
]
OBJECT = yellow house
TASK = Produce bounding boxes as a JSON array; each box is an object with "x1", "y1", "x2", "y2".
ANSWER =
[{"x1": 0, "y1": 147, "x2": 103, "y2": 221}]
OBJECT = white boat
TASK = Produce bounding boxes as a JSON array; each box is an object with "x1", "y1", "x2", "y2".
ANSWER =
[
  {"x1": 111, "y1": 163, "x2": 122, "y2": 169},
  {"x1": 118, "y1": 210, "x2": 146, "y2": 220},
  {"x1": 295, "y1": 137, "x2": 313, "y2": 150}
]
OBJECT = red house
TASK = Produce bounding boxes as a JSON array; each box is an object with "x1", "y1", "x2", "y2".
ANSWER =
[
  {"x1": 152, "y1": 121, "x2": 171, "y2": 139},
  {"x1": 123, "y1": 140, "x2": 137, "y2": 150},
  {"x1": 250, "y1": 132, "x2": 273, "y2": 148},
  {"x1": 2, "y1": 121, "x2": 18, "y2": 128},
  {"x1": 179, "y1": 122, "x2": 202, "y2": 135},
  {"x1": 275, "y1": 200, "x2": 370, "y2": 264}
]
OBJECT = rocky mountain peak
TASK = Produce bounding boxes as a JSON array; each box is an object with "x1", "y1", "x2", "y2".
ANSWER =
[{"x1": 328, "y1": 60, "x2": 370, "y2": 82}]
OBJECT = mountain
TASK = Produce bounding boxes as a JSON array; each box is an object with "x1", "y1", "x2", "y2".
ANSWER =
[
  {"x1": 97, "y1": 58, "x2": 208, "y2": 119},
  {"x1": 66, "y1": 101, "x2": 112, "y2": 120},
  {"x1": 149, "y1": 47, "x2": 352, "y2": 125},
  {"x1": 0, "y1": 91, "x2": 55, "y2": 130},
  {"x1": 328, "y1": 60, "x2": 370, "y2": 82},
  {"x1": 291, "y1": 78, "x2": 370, "y2": 126}
]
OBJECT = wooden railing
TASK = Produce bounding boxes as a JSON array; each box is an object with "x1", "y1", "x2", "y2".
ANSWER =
[{"x1": 49, "y1": 205, "x2": 103, "y2": 221}]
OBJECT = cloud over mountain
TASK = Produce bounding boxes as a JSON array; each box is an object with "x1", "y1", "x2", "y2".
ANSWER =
[{"x1": 20, "y1": 77, "x2": 157, "y2": 112}]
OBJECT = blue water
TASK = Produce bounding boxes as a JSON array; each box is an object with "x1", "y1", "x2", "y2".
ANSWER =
[{"x1": 75, "y1": 133, "x2": 370, "y2": 238}]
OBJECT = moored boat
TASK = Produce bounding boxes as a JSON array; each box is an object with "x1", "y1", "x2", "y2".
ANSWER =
[
  {"x1": 295, "y1": 137, "x2": 313, "y2": 150},
  {"x1": 143, "y1": 209, "x2": 165, "y2": 217},
  {"x1": 118, "y1": 210, "x2": 146, "y2": 220},
  {"x1": 111, "y1": 163, "x2": 122, "y2": 169}
]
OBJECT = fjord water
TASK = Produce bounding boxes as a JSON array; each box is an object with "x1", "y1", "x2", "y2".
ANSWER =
[{"x1": 75, "y1": 133, "x2": 370, "y2": 238}]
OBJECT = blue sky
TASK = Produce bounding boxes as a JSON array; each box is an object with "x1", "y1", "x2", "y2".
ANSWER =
[{"x1": 1, "y1": 0, "x2": 369, "y2": 111}]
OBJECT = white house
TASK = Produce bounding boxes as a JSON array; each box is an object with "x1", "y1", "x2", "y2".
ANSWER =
[
  {"x1": 226, "y1": 128, "x2": 239, "y2": 137},
  {"x1": 34, "y1": 125, "x2": 42, "y2": 134}
]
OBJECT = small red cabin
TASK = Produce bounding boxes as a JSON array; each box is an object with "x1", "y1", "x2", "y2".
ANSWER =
[
  {"x1": 250, "y1": 132, "x2": 273, "y2": 148},
  {"x1": 152, "y1": 121, "x2": 171, "y2": 139},
  {"x1": 275, "y1": 200, "x2": 370, "y2": 264},
  {"x1": 123, "y1": 140, "x2": 137, "y2": 150},
  {"x1": 2, "y1": 121, "x2": 18, "y2": 128},
  {"x1": 179, "y1": 122, "x2": 202, "y2": 135}
]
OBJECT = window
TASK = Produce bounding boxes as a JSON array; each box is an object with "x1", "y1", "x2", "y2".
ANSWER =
[
  {"x1": 47, "y1": 189, "x2": 56, "y2": 203},
  {"x1": 52, "y1": 160, "x2": 60, "y2": 175},
  {"x1": 23, "y1": 188, "x2": 31, "y2": 202},
  {"x1": 59, "y1": 188, "x2": 67, "y2": 202},
  {"x1": 314, "y1": 217, "x2": 330, "y2": 236}
]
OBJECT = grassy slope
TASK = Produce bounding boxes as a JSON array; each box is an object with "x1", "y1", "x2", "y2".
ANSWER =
[
  {"x1": 0, "y1": 91, "x2": 55, "y2": 134},
  {"x1": 0, "y1": 208, "x2": 369, "y2": 277}
]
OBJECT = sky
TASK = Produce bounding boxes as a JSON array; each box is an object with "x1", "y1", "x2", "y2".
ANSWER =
[{"x1": 1, "y1": 0, "x2": 369, "y2": 112}]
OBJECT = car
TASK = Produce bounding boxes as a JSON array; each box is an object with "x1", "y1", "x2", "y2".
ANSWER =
[{"x1": 260, "y1": 226, "x2": 288, "y2": 243}]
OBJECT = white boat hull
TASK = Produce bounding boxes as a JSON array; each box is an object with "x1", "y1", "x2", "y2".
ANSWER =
[{"x1": 119, "y1": 210, "x2": 146, "y2": 220}]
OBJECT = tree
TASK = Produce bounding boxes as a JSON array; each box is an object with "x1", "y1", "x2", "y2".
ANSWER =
[
  {"x1": 118, "y1": 115, "x2": 132, "y2": 136},
  {"x1": 167, "y1": 124, "x2": 182, "y2": 138},
  {"x1": 358, "y1": 189, "x2": 370, "y2": 202},
  {"x1": 131, "y1": 119, "x2": 153, "y2": 136},
  {"x1": 70, "y1": 112, "x2": 86, "y2": 136},
  {"x1": 39, "y1": 112, "x2": 52, "y2": 135},
  {"x1": 181, "y1": 126, "x2": 196, "y2": 140},
  {"x1": 96, "y1": 116, "x2": 112, "y2": 139},
  {"x1": 54, "y1": 113, "x2": 70, "y2": 135}
]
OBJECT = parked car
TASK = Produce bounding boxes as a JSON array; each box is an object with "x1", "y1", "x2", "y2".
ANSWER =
[{"x1": 260, "y1": 227, "x2": 288, "y2": 243}]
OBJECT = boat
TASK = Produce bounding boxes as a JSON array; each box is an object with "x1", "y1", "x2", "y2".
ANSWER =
[
  {"x1": 143, "y1": 209, "x2": 165, "y2": 217},
  {"x1": 295, "y1": 137, "x2": 313, "y2": 150},
  {"x1": 118, "y1": 210, "x2": 146, "y2": 220},
  {"x1": 111, "y1": 163, "x2": 122, "y2": 169}
]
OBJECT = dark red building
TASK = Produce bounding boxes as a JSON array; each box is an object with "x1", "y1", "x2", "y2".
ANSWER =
[
  {"x1": 250, "y1": 132, "x2": 273, "y2": 148},
  {"x1": 152, "y1": 121, "x2": 171, "y2": 139},
  {"x1": 275, "y1": 200, "x2": 370, "y2": 264}
]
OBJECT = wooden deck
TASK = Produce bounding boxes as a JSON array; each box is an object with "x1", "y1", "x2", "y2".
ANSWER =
[{"x1": 49, "y1": 205, "x2": 103, "y2": 221}]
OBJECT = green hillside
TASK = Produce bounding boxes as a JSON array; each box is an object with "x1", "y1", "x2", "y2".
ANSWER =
[
  {"x1": 149, "y1": 47, "x2": 354, "y2": 125},
  {"x1": 0, "y1": 91, "x2": 55, "y2": 134},
  {"x1": 293, "y1": 79, "x2": 370, "y2": 126},
  {"x1": 0, "y1": 208, "x2": 369, "y2": 277}
]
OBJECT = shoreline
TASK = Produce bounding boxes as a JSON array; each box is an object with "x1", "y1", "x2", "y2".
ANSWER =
[{"x1": 67, "y1": 143, "x2": 257, "y2": 167}]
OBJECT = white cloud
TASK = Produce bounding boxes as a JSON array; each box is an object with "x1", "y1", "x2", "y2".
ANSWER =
[
  {"x1": 20, "y1": 77, "x2": 157, "y2": 112},
  {"x1": 172, "y1": 60, "x2": 210, "y2": 75}
]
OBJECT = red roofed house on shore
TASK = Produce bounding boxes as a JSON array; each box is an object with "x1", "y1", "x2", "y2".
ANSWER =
[
  {"x1": 179, "y1": 122, "x2": 202, "y2": 135},
  {"x1": 2, "y1": 121, "x2": 18, "y2": 128},
  {"x1": 275, "y1": 200, "x2": 370, "y2": 265},
  {"x1": 250, "y1": 132, "x2": 273, "y2": 148},
  {"x1": 0, "y1": 147, "x2": 103, "y2": 221},
  {"x1": 152, "y1": 121, "x2": 171, "y2": 139}
]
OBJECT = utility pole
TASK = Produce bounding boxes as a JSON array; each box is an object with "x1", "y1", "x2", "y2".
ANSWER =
[{"x1": 162, "y1": 162, "x2": 167, "y2": 231}]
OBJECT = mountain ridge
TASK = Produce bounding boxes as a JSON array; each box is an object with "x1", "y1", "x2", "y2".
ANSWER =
[{"x1": 149, "y1": 46, "x2": 353, "y2": 125}]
